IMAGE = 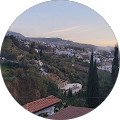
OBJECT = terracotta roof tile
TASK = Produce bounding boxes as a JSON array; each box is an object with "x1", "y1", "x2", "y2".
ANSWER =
[
  {"x1": 23, "y1": 95, "x2": 61, "y2": 113},
  {"x1": 47, "y1": 106, "x2": 94, "y2": 120}
]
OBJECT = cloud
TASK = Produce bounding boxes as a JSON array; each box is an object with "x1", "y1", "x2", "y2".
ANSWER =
[{"x1": 44, "y1": 26, "x2": 81, "y2": 34}]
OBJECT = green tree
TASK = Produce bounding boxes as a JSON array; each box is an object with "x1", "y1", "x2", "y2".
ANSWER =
[
  {"x1": 83, "y1": 48, "x2": 85, "y2": 52},
  {"x1": 86, "y1": 52, "x2": 94, "y2": 107},
  {"x1": 9, "y1": 35, "x2": 20, "y2": 47},
  {"x1": 86, "y1": 53, "x2": 99, "y2": 108},
  {"x1": 29, "y1": 42, "x2": 35, "y2": 54},
  {"x1": 39, "y1": 49, "x2": 43, "y2": 57},
  {"x1": 92, "y1": 60, "x2": 99, "y2": 107},
  {"x1": 67, "y1": 88, "x2": 72, "y2": 98},
  {"x1": 2, "y1": 38, "x2": 12, "y2": 50},
  {"x1": 111, "y1": 44, "x2": 119, "y2": 84}
]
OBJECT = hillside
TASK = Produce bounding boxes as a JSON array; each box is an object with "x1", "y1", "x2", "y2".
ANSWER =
[
  {"x1": 6, "y1": 31, "x2": 97, "y2": 50},
  {"x1": 6, "y1": 31, "x2": 26, "y2": 39},
  {"x1": 6, "y1": 31, "x2": 114, "y2": 51},
  {"x1": 5, "y1": 79, "x2": 41, "y2": 106},
  {"x1": 1, "y1": 34, "x2": 114, "y2": 109}
]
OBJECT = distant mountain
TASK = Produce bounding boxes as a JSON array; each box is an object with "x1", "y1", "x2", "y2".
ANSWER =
[
  {"x1": 6, "y1": 31, "x2": 65, "y2": 42},
  {"x1": 6, "y1": 31, "x2": 26, "y2": 39},
  {"x1": 6, "y1": 31, "x2": 75, "y2": 44},
  {"x1": 6, "y1": 31, "x2": 114, "y2": 51}
]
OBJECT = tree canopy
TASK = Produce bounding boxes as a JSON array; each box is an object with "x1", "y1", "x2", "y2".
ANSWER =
[
  {"x1": 111, "y1": 44, "x2": 119, "y2": 84},
  {"x1": 29, "y1": 42, "x2": 36, "y2": 54},
  {"x1": 86, "y1": 53, "x2": 99, "y2": 108},
  {"x1": 2, "y1": 38, "x2": 12, "y2": 50}
]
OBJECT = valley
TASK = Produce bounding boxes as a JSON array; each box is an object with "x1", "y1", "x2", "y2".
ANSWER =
[{"x1": 0, "y1": 32, "x2": 118, "y2": 115}]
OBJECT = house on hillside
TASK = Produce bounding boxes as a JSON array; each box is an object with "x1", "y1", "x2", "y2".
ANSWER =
[
  {"x1": 36, "y1": 60, "x2": 43, "y2": 66},
  {"x1": 97, "y1": 65, "x2": 112, "y2": 73},
  {"x1": 40, "y1": 68, "x2": 47, "y2": 75},
  {"x1": 1, "y1": 57, "x2": 7, "y2": 61},
  {"x1": 108, "y1": 58, "x2": 114, "y2": 61},
  {"x1": 69, "y1": 49, "x2": 73, "y2": 53},
  {"x1": 55, "y1": 49, "x2": 74, "y2": 56},
  {"x1": 23, "y1": 95, "x2": 61, "y2": 116},
  {"x1": 42, "y1": 71, "x2": 47, "y2": 75},
  {"x1": 58, "y1": 81, "x2": 68, "y2": 89},
  {"x1": 96, "y1": 58, "x2": 101, "y2": 63},
  {"x1": 34, "y1": 49, "x2": 38, "y2": 53},
  {"x1": 47, "y1": 106, "x2": 94, "y2": 120},
  {"x1": 83, "y1": 59, "x2": 90, "y2": 63},
  {"x1": 40, "y1": 68, "x2": 44, "y2": 72},
  {"x1": 80, "y1": 52, "x2": 90, "y2": 56},
  {"x1": 68, "y1": 53, "x2": 74, "y2": 57},
  {"x1": 24, "y1": 41, "x2": 30, "y2": 47},
  {"x1": 61, "y1": 83, "x2": 82, "y2": 94},
  {"x1": 89, "y1": 55, "x2": 101, "y2": 63},
  {"x1": 75, "y1": 53, "x2": 83, "y2": 59}
]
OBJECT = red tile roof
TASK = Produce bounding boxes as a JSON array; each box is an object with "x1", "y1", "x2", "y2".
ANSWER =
[
  {"x1": 23, "y1": 95, "x2": 61, "y2": 113},
  {"x1": 47, "y1": 106, "x2": 94, "y2": 120}
]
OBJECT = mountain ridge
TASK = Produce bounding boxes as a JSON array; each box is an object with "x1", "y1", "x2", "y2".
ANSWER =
[{"x1": 6, "y1": 31, "x2": 114, "y2": 51}]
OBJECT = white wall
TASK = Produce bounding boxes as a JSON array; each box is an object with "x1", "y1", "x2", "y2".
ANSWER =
[
  {"x1": 61, "y1": 83, "x2": 82, "y2": 94},
  {"x1": 34, "y1": 105, "x2": 55, "y2": 116}
]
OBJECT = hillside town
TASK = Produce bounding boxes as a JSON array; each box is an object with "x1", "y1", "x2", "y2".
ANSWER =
[
  {"x1": 1, "y1": 1, "x2": 120, "y2": 119},
  {"x1": 0, "y1": 35, "x2": 120, "y2": 118},
  {"x1": 17, "y1": 37, "x2": 117, "y2": 73},
  {"x1": 1, "y1": 35, "x2": 119, "y2": 90}
]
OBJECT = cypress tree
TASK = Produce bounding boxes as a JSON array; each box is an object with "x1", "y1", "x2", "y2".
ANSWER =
[
  {"x1": 67, "y1": 88, "x2": 72, "y2": 98},
  {"x1": 111, "y1": 45, "x2": 119, "y2": 84},
  {"x1": 86, "y1": 53, "x2": 99, "y2": 108},
  {"x1": 86, "y1": 52, "x2": 94, "y2": 107},
  {"x1": 29, "y1": 42, "x2": 35, "y2": 54},
  {"x1": 92, "y1": 60, "x2": 99, "y2": 107},
  {"x1": 39, "y1": 49, "x2": 43, "y2": 56}
]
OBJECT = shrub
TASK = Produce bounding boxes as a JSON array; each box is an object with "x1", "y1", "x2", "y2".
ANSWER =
[{"x1": 3, "y1": 76, "x2": 17, "y2": 81}]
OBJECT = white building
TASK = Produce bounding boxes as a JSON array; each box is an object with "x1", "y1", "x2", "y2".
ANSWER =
[
  {"x1": 96, "y1": 58, "x2": 101, "y2": 63},
  {"x1": 24, "y1": 41, "x2": 30, "y2": 47},
  {"x1": 23, "y1": 95, "x2": 61, "y2": 116},
  {"x1": 89, "y1": 55, "x2": 101, "y2": 63},
  {"x1": 108, "y1": 58, "x2": 114, "y2": 61},
  {"x1": 75, "y1": 53, "x2": 83, "y2": 59},
  {"x1": 34, "y1": 49, "x2": 38, "y2": 53},
  {"x1": 55, "y1": 49, "x2": 73, "y2": 56},
  {"x1": 42, "y1": 71, "x2": 47, "y2": 75},
  {"x1": 61, "y1": 83, "x2": 82, "y2": 94},
  {"x1": 83, "y1": 59, "x2": 90, "y2": 63},
  {"x1": 40, "y1": 68, "x2": 47, "y2": 75},
  {"x1": 97, "y1": 65, "x2": 112, "y2": 73},
  {"x1": 80, "y1": 52, "x2": 90, "y2": 56},
  {"x1": 36, "y1": 60, "x2": 43, "y2": 66},
  {"x1": 1, "y1": 57, "x2": 7, "y2": 60},
  {"x1": 69, "y1": 49, "x2": 73, "y2": 53}
]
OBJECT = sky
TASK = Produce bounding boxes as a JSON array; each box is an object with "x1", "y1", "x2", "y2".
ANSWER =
[{"x1": 9, "y1": 0, "x2": 117, "y2": 47}]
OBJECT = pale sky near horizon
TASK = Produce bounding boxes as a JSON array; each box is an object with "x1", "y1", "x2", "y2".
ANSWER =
[{"x1": 9, "y1": 0, "x2": 117, "y2": 47}]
